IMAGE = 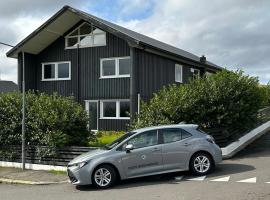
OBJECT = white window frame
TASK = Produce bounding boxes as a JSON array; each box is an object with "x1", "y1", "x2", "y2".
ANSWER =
[
  {"x1": 41, "y1": 61, "x2": 71, "y2": 81},
  {"x1": 85, "y1": 100, "x2": 99, "y2": 132},
  {"x1": 100, "y1": 99, "x2": 130, "y2": 120},
  {"x1": 65, "y1": 22, "x2": 106, "y2": 49},
  {"x1": 190, "y1": 68, "x2": 200, "y2": 78},
  {"x1": 100, "y1": 57, "x2": 131, "y2": 79},
  {"x1": 175, "y1": 64, "x2": 183, "y2": 83}
]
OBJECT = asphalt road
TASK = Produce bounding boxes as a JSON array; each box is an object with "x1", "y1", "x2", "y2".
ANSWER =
[{"x1": 1, "y1": 144, "x2": 270, "y2": 200}]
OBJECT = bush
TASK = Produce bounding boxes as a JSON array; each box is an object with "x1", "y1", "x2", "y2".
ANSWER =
[
  {"x1": 132, "y1": 70, "x2": 264, "y2": 133},
  {"x1": 0, "y1": 91, "x2": 93, "y2": 148},
  {"x1": 89, "y1": 131, "x2": 125, "y2": 147}
]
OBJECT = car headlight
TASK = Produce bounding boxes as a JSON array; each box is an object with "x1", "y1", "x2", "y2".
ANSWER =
[{"x1": 69, "y1": 161, "x2": 88, "y2": 169}]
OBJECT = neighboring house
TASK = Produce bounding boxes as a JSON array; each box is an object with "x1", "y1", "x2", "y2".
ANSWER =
[
  {"x1": 6, "y1": 5, "x2": 221, "y2": 131},
  {"x1": 0, "y1": 80, "x2": 18, "y2": 93}
]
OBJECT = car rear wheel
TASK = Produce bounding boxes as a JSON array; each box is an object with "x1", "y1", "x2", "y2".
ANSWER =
[
  {"x1": 190, "y1": 152, "x2": 214, "y2": 176},
  {"x1": 92, "y1": 165, "x2": 117, "y2": 189}
]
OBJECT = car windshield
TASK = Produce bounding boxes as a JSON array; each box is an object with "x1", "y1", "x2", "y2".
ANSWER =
[{"x1": 104, "y1": 132, "x2": 136, "y2": 150}]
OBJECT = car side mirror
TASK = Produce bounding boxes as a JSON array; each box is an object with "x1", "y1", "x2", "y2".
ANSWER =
[{"x1": 125, "y1": 144, "x2": 134, "y2": 152}]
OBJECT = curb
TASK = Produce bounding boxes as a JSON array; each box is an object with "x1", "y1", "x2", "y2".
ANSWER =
[{"x1": 0, "y1": 178, "x2": 68, "y2": 185}]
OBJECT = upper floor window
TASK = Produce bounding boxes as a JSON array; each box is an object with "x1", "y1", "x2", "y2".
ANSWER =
[
  {"x1": 191, "y1": 68, "x2": 200, "y2": 79},
  {"x1": 100, "y1": 57, "x2": 130, "y2": 78},
  {"x1": 175, "y1": 64, "x2": 183, "y2": 83},
  {"x1": 42, "y1": 61, "x2": 71, "y2": 81},
  {"x1": 65, "y1": 22, "x2": 106, "y2": 49}
]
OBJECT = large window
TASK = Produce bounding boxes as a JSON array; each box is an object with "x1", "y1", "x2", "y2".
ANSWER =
[
  {"x1": 100, "y1": 100, "x2": 130, "y2": 119},
  {"x1": 175, "y1": 64, "x2": 183, "y2": 83},
  {"x1": 42, "y1": 61, "x2": 71, "y2": 81},
  {"x1": 65, "y1": 22, "x2": 106, "y2": 49},
  {"x1": 100, "y1": 57, "x2": 130, "y2": 78}
]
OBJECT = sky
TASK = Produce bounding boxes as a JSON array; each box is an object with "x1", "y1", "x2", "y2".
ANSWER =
[{"x1": 0, "y1": 0, "x2": 270, "y2": 84}]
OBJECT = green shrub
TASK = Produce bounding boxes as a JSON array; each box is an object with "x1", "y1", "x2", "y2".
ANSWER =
[
  {"x1": 89, "y1": 131, "x2": 125, "y2": 147},
  {"x1": 132, "y1": 70, "x2": 263, "y2": 133},
  {"x1": 0, "y1": 91, "x2": 93, "y2": 148}
]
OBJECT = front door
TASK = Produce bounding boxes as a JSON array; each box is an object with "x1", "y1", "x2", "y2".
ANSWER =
[
  {"x1": 86, "y1": 101, "x2": 98, "y2": 131},
  {"x1": 120, "y1": 130, "x2": 163, "y2": 178}
]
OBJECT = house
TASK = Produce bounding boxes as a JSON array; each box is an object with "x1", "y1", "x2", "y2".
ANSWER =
[
  {"x1": 6, "y1": 5, "x2": 221, "y2": 131},
  {"x1": 0, "y1": 80, "x2": 18, "y2": 93}
]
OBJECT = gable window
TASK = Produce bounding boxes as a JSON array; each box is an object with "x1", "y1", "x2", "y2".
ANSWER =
[
  {"x1": 100, "y1": 57, "x2": 130, "y2": 78},
  {"x1": 100, "y1": 100, "x2": 130, "y2": 119},
  {"x1": 42, "y1": 61, "x2": 71, "y2": 81},
  {"x1": 191, "y1": 68, "x2": 200, "y2": 79},
  {"x1": 175, "y1": 64, "x2": 183, "y2": 83},
  {"x1": 65, "y1": 22, "x2": 106, "y2": 49}
]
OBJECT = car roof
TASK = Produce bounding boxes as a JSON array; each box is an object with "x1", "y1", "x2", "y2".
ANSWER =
[{"x1": 134, "y1": 124, "x2": 198, "y2": 133}]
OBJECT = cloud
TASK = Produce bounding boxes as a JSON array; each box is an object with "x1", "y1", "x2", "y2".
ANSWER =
[{"x1": 118, "y1": 0, "x2": 270, "y2": 83}]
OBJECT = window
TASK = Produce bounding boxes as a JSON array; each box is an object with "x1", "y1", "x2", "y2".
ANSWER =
[
  {"x1": 175, "y1": 64, "x2": 183, "y2": 83},
  {"x1": 205, "y1": 71, "x2": 213, "y2": 77},
  {"x1": 191, "y1": 68, "x2": 200, "y2": 79},
  {"x1": 65, "y1": 22, "x2": 106, "y2": 49},
  {"x1": 127, "y1": 130, "x2": 158, "y2": 149},
  {"x1": 100, "y1": 100, "x2": 130, "y2": 119},
  {"x1": 42, "y1": 62, "x2": 71, "y2": 81},
  {"x1": 161, "y1": 128, "x2": 192, "y2": 143},
  {"x1": 100, "y1": 57, "x2": 130, "y2": 78}
]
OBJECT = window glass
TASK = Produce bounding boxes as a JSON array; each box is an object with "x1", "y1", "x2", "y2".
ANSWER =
[
  {"x1": 44, "y1": 64, "x2": 55, "y2": 79},
  {"x1": 93, "y1": 34, "x2": 106, "y2": 45},
  {"x1": 102, "y1": 60, "x2": 116, "y2": 76},
  {"x1": 119, "y1": 58, "x2": 130, "y2": 75},
  {"x1": 58, "y1": 63, "x2": 70, "y2": 78},
  {"x1": 162, "y1": 128, "x2": 182, "y2": 143},
  {"x1": 103, "y1": 102, "x2": 116, "y2": 117},
  {"x1": 69, "y1": 29, "x2": 79, "y2": 36},
  {"x1": 120, "y1": 101, "x2": 129, "y2": 117},
  {"x1": 80, "y1": 35, "x2": 92, "y2": 46},
  {"x1": 175, "y1": 64, "x2": 182, "y2": 82},
  {"x1": 127, "y1": 130, "x2": 158, "y2": 149},
  {"x1": 67, "y1": 37, "x2": 78, "y2": 47},
  {"x1": 80, "y1": 23, "x2": 92, "y2": 35},
  {"x1": 93, "y1": 27, "x2": 104, "y2": 34},
  {"x1": 182, "y1": 130, "x2": 192, "y2": 139}
]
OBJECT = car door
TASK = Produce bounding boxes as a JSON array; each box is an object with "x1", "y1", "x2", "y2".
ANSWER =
[
  {"x1": 160, "y1": 128, "x2": 193, "y2": 170},
  {"x1": 119, "y1": 129, "x2": 163, "y2": 178}
]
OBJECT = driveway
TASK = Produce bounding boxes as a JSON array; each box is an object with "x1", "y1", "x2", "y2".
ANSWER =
[{"x1": 0, "y1": 136, "x2": 270, "y2": 200}]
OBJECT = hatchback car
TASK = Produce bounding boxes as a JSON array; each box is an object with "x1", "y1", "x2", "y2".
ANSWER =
[{"x1": 67, "y1": 124, "x2": 222, "y2": 189}]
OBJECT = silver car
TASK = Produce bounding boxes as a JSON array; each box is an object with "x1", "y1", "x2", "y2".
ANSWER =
[{"x1": 67, "y1": 124, "x2": 222, "y2": 189}]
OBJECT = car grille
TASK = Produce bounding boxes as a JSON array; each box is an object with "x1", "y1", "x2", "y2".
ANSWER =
[{"x1": 67, "y1": 169, "x2": 78, "y2": 183}]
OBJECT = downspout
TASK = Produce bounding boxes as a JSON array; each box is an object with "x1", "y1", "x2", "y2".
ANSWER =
[{"x1": 77, "y1": 44, "x2": 80, "y2": 102}]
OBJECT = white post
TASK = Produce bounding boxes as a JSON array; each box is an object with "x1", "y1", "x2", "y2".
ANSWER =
[
  {"x1": 137, "y1": 93, "x2": 141, "y2": 122},
  {"x1": 22, "y1": 51, "x2": 26, "y2": 170}
]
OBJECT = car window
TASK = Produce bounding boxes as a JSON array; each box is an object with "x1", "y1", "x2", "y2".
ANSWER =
[
  {"x1": 162, "y1": 128, "x2": 182, "y2": 143},
  {"x1": 126, "y1": 130, "x2": 158, "y2": 149},
  {"x1": 162, "y1": 128, "x2": 192, "y2": 143},
  {"x1": 182, "y1": 130, "x2": 192, "y2": 139}
]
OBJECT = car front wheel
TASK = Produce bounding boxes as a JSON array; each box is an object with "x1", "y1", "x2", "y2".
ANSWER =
[
  {"x1": 92, "y1": 165, "x2": 117, "y2": 189},
  {"x1": 190, "y1": 152, "x2": 214, "y2": 176}
]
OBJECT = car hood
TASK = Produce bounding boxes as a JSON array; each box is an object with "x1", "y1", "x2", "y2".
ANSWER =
[{"x1": 68, "y1": 149, "x2": 108, "y2": 165}]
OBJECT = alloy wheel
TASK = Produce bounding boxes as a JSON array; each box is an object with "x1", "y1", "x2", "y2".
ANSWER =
[
  {"x1": 193, "y1": 155, "x2": 210, "y2": 173},
  {"x1": 94, "y1": 168, "x2": 112, "y2": 187}
]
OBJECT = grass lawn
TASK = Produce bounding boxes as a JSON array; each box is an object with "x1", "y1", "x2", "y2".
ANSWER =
[{"x1": 89, "y1": 131, "x2": 125, "y2": 147}]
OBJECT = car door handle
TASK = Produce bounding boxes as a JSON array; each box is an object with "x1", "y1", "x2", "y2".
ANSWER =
[
  {"x1": 184, "y1": 143, "x2": 191, "y2": 147},
  {"x1": 151, "y1": 148, "x2": 161, "y2": 152}
]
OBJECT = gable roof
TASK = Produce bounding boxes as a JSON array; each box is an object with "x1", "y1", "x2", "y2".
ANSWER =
[
  {"x1": 0, "y1": 80, "x2": 18, "y2": 93},
  {"x1": 7, "y1": 5, "x2": 221, "y2": 70}
]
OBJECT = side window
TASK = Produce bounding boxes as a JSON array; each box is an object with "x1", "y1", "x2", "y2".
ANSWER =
[
  {"x1": 162, "y1": 128, "x2": 182, "y2": 143},
  {"x1": 162, "y1": 128, "x2": 192, "y2": 143},
  {"x1": 182, "y1": 130, "x2": 192, "y2": 139},
  {"x1": 127, "y1": 130, "x2": 158, "y2": 149}
]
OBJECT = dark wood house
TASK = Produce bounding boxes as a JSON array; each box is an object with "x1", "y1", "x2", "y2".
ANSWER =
[{"x1": 7, "y1": 5, "x2": 221, "y2": 131}]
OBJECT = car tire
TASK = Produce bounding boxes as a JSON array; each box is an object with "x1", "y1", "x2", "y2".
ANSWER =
[
  {"x1": 190, "y1": 152, "x2": 214, "y2": 176},
  {"x1": 92, "y1": 164, "x2": 117, "y2": 189}
]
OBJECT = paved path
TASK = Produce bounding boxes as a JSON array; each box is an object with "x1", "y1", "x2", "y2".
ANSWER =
[{"x1": 0, "y1": 134, "x2": 269, "y2": 200}]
